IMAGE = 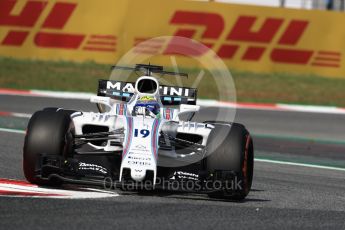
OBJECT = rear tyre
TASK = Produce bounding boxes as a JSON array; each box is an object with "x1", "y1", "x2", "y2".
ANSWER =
[
  {"x1": 205, "y1": 122, "x2": 254, "y2": 200},
  {"x1": 23, "y1": 109, "x2": 74, "y2": 185}
]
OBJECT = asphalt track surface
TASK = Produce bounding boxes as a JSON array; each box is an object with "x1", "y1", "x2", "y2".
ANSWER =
[{"x1": 0, "y1": 95, "x2": 345, "y2": 229}]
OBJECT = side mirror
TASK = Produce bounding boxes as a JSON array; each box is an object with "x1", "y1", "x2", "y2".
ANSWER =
[
  {"x1": 178, "y1": 104, "x2": 200, "y2": 120},
  {"x1": 90, "y1": 96, "x2": 113, "y2": 113}
]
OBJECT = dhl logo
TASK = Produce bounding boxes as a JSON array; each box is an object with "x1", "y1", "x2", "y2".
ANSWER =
[
  {"x1": 134, "y1": 11, "x2": 341, "y2": 68},
  {"x1": 0, "y1": 1, "x2": 341, "y2": 69},
  {"x1": 0, "y1": 0, "x2": 117, "y2": 52}
]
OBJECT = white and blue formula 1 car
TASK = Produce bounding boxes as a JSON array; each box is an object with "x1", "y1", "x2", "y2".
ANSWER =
[{"x1": 23, "y1": 64, "x2": 254, "y2": 200}]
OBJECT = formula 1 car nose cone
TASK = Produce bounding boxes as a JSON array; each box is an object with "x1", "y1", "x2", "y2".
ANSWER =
[{"x1": 131, "y1": 169, "x2": 146, "y2": 182}]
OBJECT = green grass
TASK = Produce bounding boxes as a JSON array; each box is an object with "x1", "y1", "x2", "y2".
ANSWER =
[
  {"x1": 232, "y1": 70, "x2": 345, "y2": 107},
  {"x1": 0, "y1": 57, "x2": 106, "y2": 92},
  {"x1": 1, "y1": 57, "x2": 345, "y2": 107}
]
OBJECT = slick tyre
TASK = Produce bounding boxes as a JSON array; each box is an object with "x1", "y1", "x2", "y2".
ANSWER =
[
  {"x1": 205, "y1": 122, "x2": 254, "y2": 200},
  {"x1": 23, "y1": 110, "x2": 74, "y2": 185}
]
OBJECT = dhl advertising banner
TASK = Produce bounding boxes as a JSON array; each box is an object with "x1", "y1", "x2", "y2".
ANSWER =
[
  {"x1": 0, "y1": 0, "x2": 129, "y2": 63},
  {"x1": 0, "y1": 0, "x2": 345, "y2": 77}
]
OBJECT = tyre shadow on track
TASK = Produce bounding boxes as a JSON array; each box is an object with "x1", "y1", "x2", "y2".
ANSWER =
[{"x1": 118, "y1": 189, "x2": 270, "y2": 203}]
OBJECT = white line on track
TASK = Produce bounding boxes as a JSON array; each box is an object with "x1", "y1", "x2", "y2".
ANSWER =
[
  {"x1": 0, "y1": 127, "x2": 25, "y2": 134},
  {"x1": 10, "y1": 112, "x2": 31, "y2": 118},
  {"x1": 255, "y1": 158, "x2": 345, "y2": 172}
]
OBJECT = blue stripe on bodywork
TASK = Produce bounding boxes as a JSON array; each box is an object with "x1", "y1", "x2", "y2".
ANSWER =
[
  {"x1": 122, "y1": 117, "x2": 133, "y2": 158},
  {"x1": 151, "y1": 119, "x2": 161, "y2": 159}
]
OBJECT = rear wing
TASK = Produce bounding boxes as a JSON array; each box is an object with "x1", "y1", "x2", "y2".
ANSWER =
[{"x1": 97, "y1": 80, "x2": 197, "y2": 105}]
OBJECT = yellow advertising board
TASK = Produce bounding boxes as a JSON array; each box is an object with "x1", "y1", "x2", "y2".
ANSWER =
[
  {"x1": 0, "y1": 0, "x2": 129, "y2": 63},
  {"x1": 1, "y1": 0, "x2": 345, "y2": 77}
]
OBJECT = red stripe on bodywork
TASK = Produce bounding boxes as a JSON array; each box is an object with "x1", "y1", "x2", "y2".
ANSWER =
[
  {"x1": 151, "y1": 119, "x2": 160, "y2": 159},
  {"x1": 165, "y1": 109, "x2": 171, "y2": 120}
]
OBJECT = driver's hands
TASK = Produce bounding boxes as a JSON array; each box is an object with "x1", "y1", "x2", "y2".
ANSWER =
[
  {"x1": 134, "y1": 106, "x2": 156, "y2": 118},
  {"x1": 135, "y1": 106, "x2": 146, "y2": 115}
]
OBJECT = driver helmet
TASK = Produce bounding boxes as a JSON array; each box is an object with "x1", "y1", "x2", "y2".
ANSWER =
[{"x1": 134, "y1": 96, "x2": 161, "y2": 116}]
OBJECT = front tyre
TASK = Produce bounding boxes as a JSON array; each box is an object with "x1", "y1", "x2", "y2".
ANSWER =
[
  {"x1": 23, "y1": 110, "x2": 74, "y2": 185},
  {"x1": 205, "y1": 122, "x2": 254, "y2": 200}
]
